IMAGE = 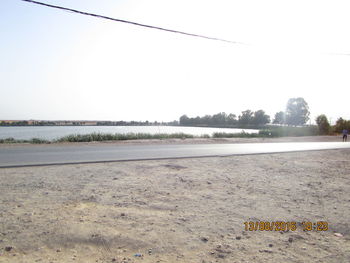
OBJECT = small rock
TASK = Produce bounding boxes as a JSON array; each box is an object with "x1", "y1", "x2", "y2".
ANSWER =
[
  {"x1": 56, "y1": 249, "x2": 61, "y2": 252},
  {"x1": 201, "y1": 237, "x2": 209, "y2": 243},
  {"x1": 268, "y1": 244, "x2": 273, "y2": 247},
  {"x1": 5, "y1": 246, "x2": 13, "y2": 252},
  {"x1": 236, "y1": 236, "x2": 241, "y2": 240},
  {"x1": 121, "y1": 213, "x2": 126, "y2": 217},
  {"x1": 111, "y1": 258, "x2": 116, "y2": 262},
  {"x1": 334, "y1": 233, "x2": 343, "y2": 237},
  {"x1": 288, "y1": 237, "x2": 293, "y2": 243},
  {"x1": 134, "y1": 253, "x2": 142, "y2": 257}
]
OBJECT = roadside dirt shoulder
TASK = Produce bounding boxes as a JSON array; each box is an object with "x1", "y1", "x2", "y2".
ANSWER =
[{"x1": 0, "y1": 149, "x2": 349, "y2": 262}]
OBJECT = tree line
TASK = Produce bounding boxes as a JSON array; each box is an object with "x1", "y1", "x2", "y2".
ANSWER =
[
  {"x1": 180, "y1": 97, "x2": 310, "y2": 127},
  {"x1": 179, "y1": 110, "x2": 270, "y2": 127},
  {"x1": 316, "y1": 116, "x2": 350, "y2": 135},
  {"x1": 179, "y1": 97, "x2": 349, "y2": 136}
]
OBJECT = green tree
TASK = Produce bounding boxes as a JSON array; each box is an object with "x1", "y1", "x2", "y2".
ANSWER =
[
  {"x1": 179, "y1": 115, "x2": 190, "y2": 126},
  {"x1": 238, "y1": 110, "x2": 254, "y2": 125},
  {"x1": 334, "y1": 117, "x2": 350, "y2": 133},
  {"x1": 315, "y1": 114, "x2": 330, "y2": 135},
  {"x1": 273, "y1": 111, "x2": 285, "y2": 124},
  {"x1": 285, "y1": 97, "x2": 310, "y2": 126},
  {"x1": 201, "y1": 115, "x2": 212, "y2": 126},
  {"x1": 227, "y1": 113, "x2": 237, "y2": 125},
  {"x1": 252, "y1": 110, "x2": 270, "y2": 126},
  {"x1": 212, "y1": 112, "x2": 227, "y2": 125}
]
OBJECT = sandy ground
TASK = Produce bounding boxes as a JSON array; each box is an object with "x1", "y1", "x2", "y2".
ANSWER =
[{"x1": 0, "y1": 136, "x2": 350, "y2": 262}]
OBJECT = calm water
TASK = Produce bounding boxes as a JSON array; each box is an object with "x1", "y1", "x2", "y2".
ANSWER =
[{"x1": 0, "y1": 126, "x2": 258, "y2": 140}]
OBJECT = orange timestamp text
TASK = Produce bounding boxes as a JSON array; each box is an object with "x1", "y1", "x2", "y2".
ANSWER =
[{"x1": 244, "y1": 221, "x2": 329, "y2": 231}]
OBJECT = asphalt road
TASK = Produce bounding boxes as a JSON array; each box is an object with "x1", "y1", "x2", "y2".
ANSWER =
[{"x1": 0, "y1": 142, "x2": 350, "y2": 168}]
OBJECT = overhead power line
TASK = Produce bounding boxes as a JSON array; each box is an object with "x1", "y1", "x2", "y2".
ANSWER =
[{"x1": 21, "y1": 0, "x2": 242, "y2": 44}]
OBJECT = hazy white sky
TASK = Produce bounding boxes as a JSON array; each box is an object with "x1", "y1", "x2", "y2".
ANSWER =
[{"x1": 1, "y1": 0, "x2": 349, "y2": 123}]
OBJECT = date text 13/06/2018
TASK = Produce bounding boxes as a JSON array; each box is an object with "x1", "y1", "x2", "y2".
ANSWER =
[{"x1": 244, "y1": 221, "x2": 328, "y2": 231}]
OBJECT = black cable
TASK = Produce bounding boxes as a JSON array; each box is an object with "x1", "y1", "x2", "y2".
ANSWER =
[{"x1": 20, "y1": 0, "x2": 243, "y2": 44}]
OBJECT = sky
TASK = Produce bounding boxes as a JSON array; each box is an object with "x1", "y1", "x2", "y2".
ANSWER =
[{"x1": 1, "y1": 0, "x2": 350, "y2": 123}]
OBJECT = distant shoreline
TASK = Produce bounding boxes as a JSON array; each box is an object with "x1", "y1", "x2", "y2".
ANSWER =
[{"x1": 0, "y1": 123, "x2": 266, "y2": 129}]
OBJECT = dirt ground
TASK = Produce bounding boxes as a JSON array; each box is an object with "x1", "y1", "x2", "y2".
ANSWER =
[{"x1": 0, "y1": 137, "x2": 349, "y2": 262}]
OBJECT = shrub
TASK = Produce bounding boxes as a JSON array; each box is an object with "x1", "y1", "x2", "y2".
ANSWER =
[{"x1": 315, "y1": 115, "x2": 330, "y2": 135}]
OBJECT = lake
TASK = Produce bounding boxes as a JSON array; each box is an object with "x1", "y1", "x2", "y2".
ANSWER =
[{"x1": 0, "y1": 126, "x2": 258, "y2": 140}]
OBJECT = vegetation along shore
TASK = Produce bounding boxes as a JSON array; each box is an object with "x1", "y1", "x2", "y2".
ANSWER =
[{"x1": 0, "y1": 126, "x2": 336, "y2": 144}]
